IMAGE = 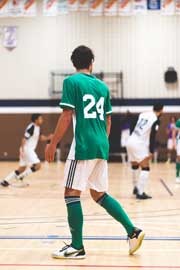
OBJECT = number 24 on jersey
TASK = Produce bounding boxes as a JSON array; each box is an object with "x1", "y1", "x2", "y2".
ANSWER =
[{"x1": 83, "y1": 94, "x2": 105, "y2": 121}]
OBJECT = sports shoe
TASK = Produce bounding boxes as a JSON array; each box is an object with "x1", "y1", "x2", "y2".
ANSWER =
[
  {"x1": 52, "y1": 244, "x2": 86, "y2": 259},
  {"x1": 128, "y1": 227, "x2": 145, "y2": 255},
  {"x1": 175, "y1": 177, "x2": 180, "y2": 184},
  {"x1": 0, "y1": 180, "x2": 10, "y2": 187},
  {"x1": 136, "y1": 192, "x2": 152, "y2": 200},
  {"x1": 133, "y1": 186, "x2": 138, "y2": 195}
]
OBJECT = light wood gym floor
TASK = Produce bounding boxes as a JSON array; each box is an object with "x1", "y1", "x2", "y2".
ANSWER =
[{"x1": 0, "y1": 162, "x2": 180, "y2": 270}]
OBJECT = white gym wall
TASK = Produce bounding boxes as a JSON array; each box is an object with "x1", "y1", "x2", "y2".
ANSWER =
[{"x1": 0, "y1": 7, "x2": 179, "y2": 99}]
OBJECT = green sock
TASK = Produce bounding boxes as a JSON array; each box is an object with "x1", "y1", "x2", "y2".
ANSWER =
[
  {"x1": 176, "y1": 163, "x2": 180, "y2": 177},
  {"x1": 65, "y1": 196, "x2": 83, "y2": 249},
  {"x1": 97, "y1": 193, "x2": 134, "y2": 236}
]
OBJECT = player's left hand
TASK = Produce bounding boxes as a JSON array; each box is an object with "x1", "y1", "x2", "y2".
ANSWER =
[{"x1": 45, "y1": 143, "x2": 56, "y2": 162}]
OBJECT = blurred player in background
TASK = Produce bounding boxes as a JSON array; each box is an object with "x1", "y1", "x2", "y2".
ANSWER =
[
  {"x1": 175, "y1": 119, "x2": 180, "y2": 183},
  {"x1": 166, "y1": 116, "x2": 177, "y2": 163},
  {"x1": 126, "y1": 104, "x2": 164, "y2": 199},
  {"x1": 1, "y1": 114, "x2": 52, "y2": 187},
  {"x1": 120, "y1": 111, "x2": 131, "y2": 163},
  {"x1": 45, "y1": 45, "x2": 145, "y2": 259}
]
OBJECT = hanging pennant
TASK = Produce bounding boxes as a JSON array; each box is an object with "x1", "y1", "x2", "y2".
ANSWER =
[
  {"x1": 176, "y1": 0, "x2": 180, "y2": 14},
  {"x1": 0, "y1": 0, "x2": 9, "y2": 17},
  {"x1": 58, "y1": 0, "x2": 68, "y2": 14},
  {"x1": 133, "y1": 0, "x2": 147, "y2": 14},
  {"x1": 90, "y1": 0, "x2": 104, "y2": 16},
  {"x1": 8, "y1": 0, "x2": 24, "y2": 17},
  {"x1": 79, "y1": 0, "x2": 89, "y2": 11},
  {"x1": 23, "y1": 0, "x2": 37, "y2": 16},
  {"x1": 3, "y1": 26, "x2": 17, "y2": 50},
  {"x1": 104, "y1": 0, "x2": 118, "y2": 16},
  {"x1": 68, "y1": 0, "x2": 78, "y2": 11},
  {"x1": 119, "y1": 0, "x2": 133, "y2": 16},
  {"x1": 43, "y1": 0, "x2": 58, "y2": 16},
  {"x1": 161, "y1": 0, "x2": 175, "y2": 15}
]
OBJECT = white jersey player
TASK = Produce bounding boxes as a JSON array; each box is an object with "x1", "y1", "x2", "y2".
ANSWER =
[
  {"x1": 1, "y1": 114, "x2": 52, "y2": 187},
  {"x1": 126, "y1": 104, "x2": 163, "y2": 199}
]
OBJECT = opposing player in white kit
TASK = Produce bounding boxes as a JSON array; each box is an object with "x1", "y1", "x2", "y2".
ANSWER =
[
  {"x1": 126, "y1": 104, "x2": 164, "y2": 199},
  {"x1": 175, "y1": 119, "x2": 180, "y2": 183},
  {"x1": 1, "y1": 114, "x2": 52, "y2": 187}
]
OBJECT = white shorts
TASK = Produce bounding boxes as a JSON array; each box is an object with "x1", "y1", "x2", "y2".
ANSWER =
[
  {"x1": 64, "y1": 159, "x2": 108, "y2": 192},
  {"x1": 19, "y1": 149, "x2": 40, "y2": 167},
  {"x1": 121, "y1": 129, "x2": 130, "y2": 147},
  {"x1": 167, "y1": 139, "x2": 176, "y2": 150},
  {"x1": 126, "y1": 135, "x2": 149, "y2": 163}
]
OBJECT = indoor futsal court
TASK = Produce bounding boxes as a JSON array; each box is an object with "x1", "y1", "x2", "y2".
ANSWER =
[{"x1": 1, "y1": 0, "x2": 180, "y2": 269}]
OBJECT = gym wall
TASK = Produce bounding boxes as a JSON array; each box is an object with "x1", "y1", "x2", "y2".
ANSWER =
[
  {"x1": 0, "y1": 8, "x2": 180, "y2": 99},
  {"x1": 0, "y1": 112, "x2": 179, "y2": 162}
]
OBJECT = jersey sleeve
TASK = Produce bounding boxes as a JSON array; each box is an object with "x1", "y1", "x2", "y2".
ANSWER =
[
  {"x1": 59, "y1": 78, "x2": 76, "y2": 110},
  {"x1": 105, "y1": 90, "x2": 112, "y2": 115},
  {"x1": 24, "y1": 124, "x2": 35, "y2": 139}
]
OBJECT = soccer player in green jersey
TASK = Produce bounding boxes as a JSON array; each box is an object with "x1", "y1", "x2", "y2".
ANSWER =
[{"x1": 45, "y1": 45, "x2": 145, "y2": 259}]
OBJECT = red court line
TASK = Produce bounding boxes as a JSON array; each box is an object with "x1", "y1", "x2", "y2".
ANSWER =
[{"x1": 0, "y1": 264, "x2": 180, "y2": 269}]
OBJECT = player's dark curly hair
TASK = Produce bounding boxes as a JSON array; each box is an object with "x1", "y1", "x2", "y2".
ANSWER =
[
  {"x1": 153, "y1": 103, "x2": 164, "y2": 112},
  {"x1": 71, "y1": 45, "x2": 94, "y2": 70},
  {"x1": 31, "y1": 114, "x2": 42, "y2": 122}
]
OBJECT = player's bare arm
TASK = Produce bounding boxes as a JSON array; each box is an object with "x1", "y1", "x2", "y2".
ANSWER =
[
  {"x1": 40, "y1": 134, "x2": 53, "y2": 142},
  {"x1": 106, "y1": 115, "x2": 111, "y2": 136},
  {"x1": 45, "y1": 109, "x2": 73, "y2": 162}
]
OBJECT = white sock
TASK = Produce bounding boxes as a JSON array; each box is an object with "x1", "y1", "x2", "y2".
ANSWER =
[
  {"x1": 132, "y1": 168, "x2": 139, "y2": 188},
  {"x1": 4, "y1": 171, "x2": 18, "y2": 182},
  {"x1": 137, "y1": 170, "x2": 149, "y2": 195},
  {"x1": 18, "y1": 168, "x2": 33, "y2": 180}
]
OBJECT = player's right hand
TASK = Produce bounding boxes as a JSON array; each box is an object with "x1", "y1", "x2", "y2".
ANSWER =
[{"x1": 45, "y1": 143, "x2": 56, "y2": 163}]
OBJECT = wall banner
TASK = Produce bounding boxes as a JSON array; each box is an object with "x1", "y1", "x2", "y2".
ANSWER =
[
  {"x1": 68, "y1": 0, "x2": 78, "y2": 11},
  {"x1": 90, "y1": 0, "x2": 104, "y2": 16},
  {"x1": 58, "y1": 0, "x2": 68, "y2": 14},
  {"x1": 133, "y1": 0, "x2": 147, "y2": 14},
  {"x1": 43, "y1": 0, "x2": 58, "y2": 16},
  {"x1": 161, "y1": 0, "x2": 175, "y2": 15},
  {"x1": 79, "y1": 0, "x2": 89, "y2": 11},
  {"x1": 0, "y1": 0, "x2": 9, "y2": 17},
  {"x1": 147, "y1": 0, "x2": 161, "y2": 10},
  {"x1": 23, "y1": 0, "x2": 37, "y2": 16},
  {"x1": 119, "y1": 0, "x2": 133, "y2": 16},
  {"x1": 104, "y1": 0, "x2": 118, "y2": 16}
]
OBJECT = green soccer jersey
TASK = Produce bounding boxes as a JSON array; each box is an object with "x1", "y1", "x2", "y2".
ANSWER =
[{"x1": 60, "y1": 73, "x2": 112, "y2": 160}]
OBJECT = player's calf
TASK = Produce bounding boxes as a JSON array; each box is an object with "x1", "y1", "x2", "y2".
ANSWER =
[{"x1": 18, "y1": 163, "x2": 41, "y2": 181}]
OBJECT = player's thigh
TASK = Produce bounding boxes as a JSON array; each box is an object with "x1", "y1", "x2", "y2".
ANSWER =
[
  {"x1": 139, "y1": 156, "x2": 150, "y2": 168},
  {"x1": 167, "y1": 139, "x2": 173, "y2": 150},
  {"x1": 64, "y1": 159, "x2": 95, "y2": 191},
  {"x1": 88, "y1": 159, "x2": 108, "y2": 192},
  {"x1": 26, "y1": 150, "x2": 40, "y2": 165}
]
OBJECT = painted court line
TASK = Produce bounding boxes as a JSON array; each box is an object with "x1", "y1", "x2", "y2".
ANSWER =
[
  {"x1": 0, "y1": 235, "x2": 180, "y2": 241},
  {"x1": 160, "y1": 178, "x2": 174, "y2": 196},
  {"x1": 0, "y1": 264, "x2": 180, "y2": 269}
]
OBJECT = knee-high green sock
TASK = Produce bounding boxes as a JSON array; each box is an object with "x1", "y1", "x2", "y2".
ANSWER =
[
  {"x1": 97, "y1": 193, "x2": 134, "y2": 236},
  {"x1": 176, "y1": 162, "x2": 180, "y2": 177},
  {"x1": 65, "y1": 196, "x2": 83, "y2": 249}
]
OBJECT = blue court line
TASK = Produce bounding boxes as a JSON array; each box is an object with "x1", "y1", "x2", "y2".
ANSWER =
[{"x1": 0, "y1": 235, "x2": 180, "y2": 241}]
